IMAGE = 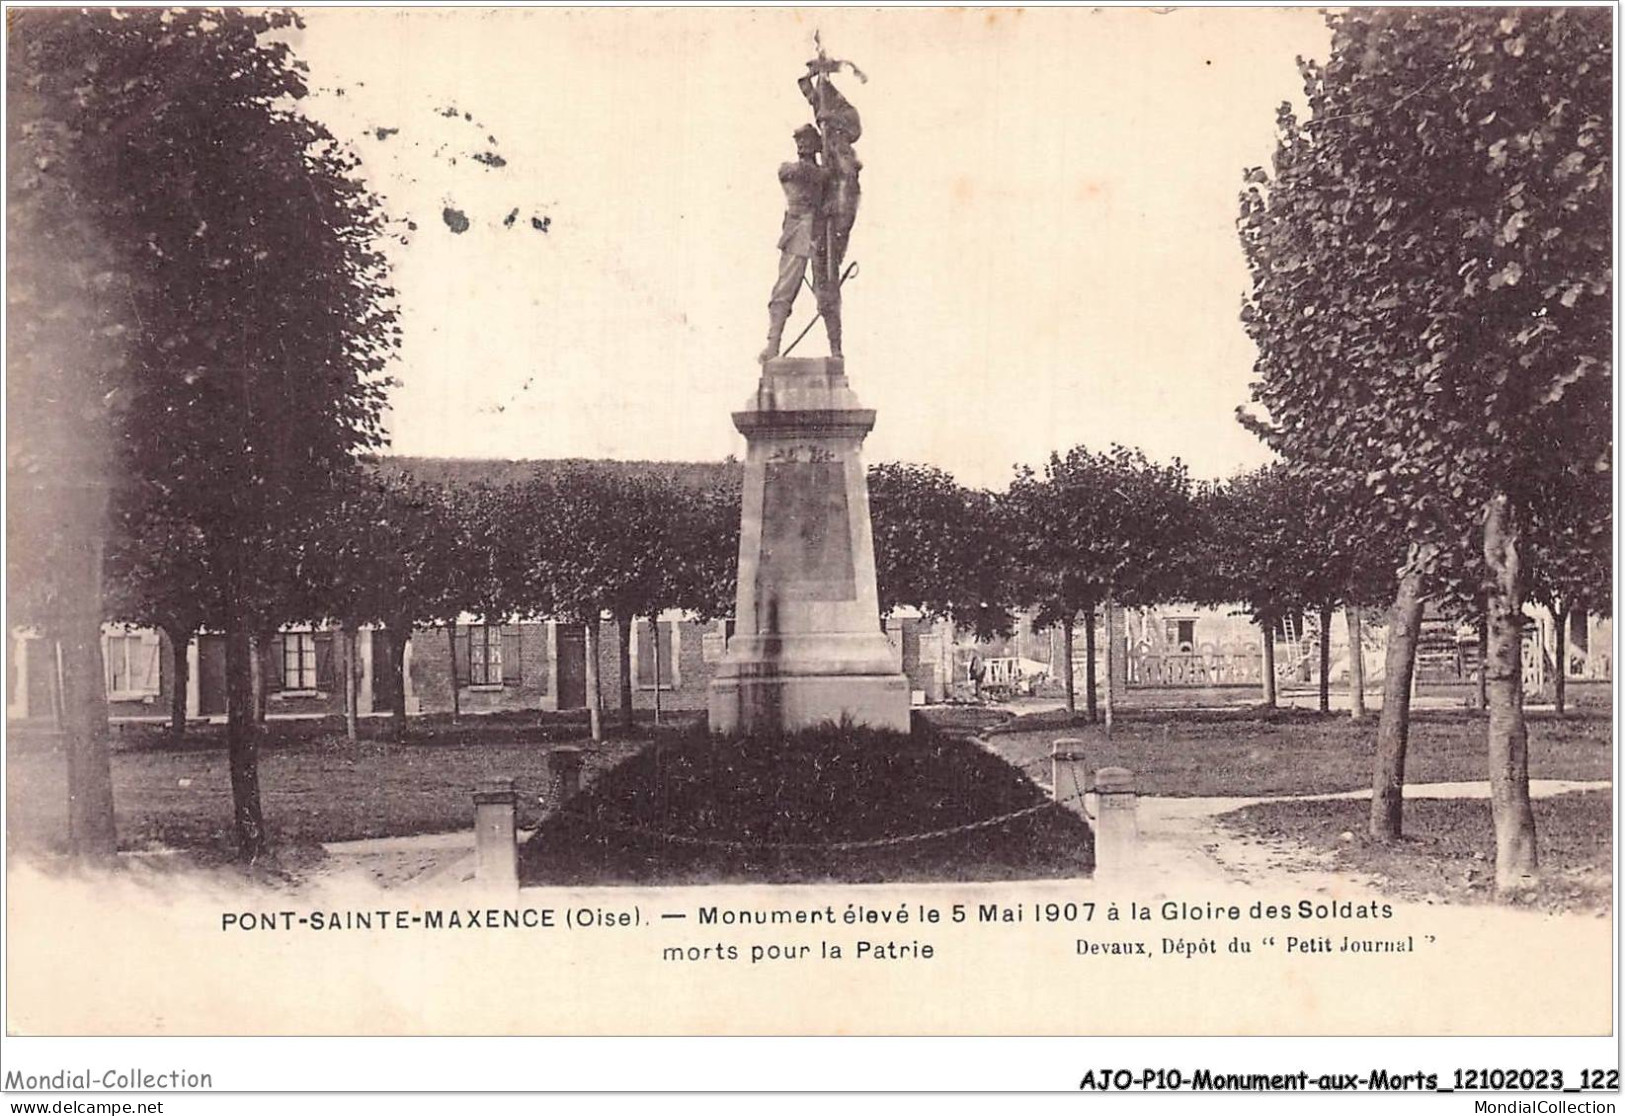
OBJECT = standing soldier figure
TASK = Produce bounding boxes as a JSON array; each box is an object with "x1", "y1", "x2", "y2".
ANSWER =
[{"x1": 760, "y1": 123, "x2": 831, "y2": 363}]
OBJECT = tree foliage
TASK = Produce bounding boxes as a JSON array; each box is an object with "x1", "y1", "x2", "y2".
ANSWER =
[
  {"x1": 316, "y1": 470, "x2": 461, "y2": 632},
  {"x1": 1006, "y1": 445, "x2": 1196, "y2": 624},
  {"x1": 11, "y1": 9, "x2": 402, "y2": 858},
  {"x1": 1003, "y1": 445, "x2": 1194, "y2": 716},
  {"x1": 1237, "y1": 8, "x2": 1609, "y2": 888},
  {"x1": 1197, "y1": 464, "x2": 1401, "y2": 624},
  {"x1": 868, "y1": 463, "x2": 1013, "y2": 640},
  {"x1": 1239, "y1": 9, "x2": 1609, "y2": 552}
]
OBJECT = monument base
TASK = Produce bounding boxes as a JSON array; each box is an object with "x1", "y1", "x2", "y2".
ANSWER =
[
  {"x1": 708, "y1": 672, "x2": 911, "y2": 736},
  {"x1": 706, "y1": 355, "x2": 912, "y2": 736}
]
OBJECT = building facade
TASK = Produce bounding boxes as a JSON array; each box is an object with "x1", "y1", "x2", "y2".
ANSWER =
[{"x1": 9, "y1": 612, "x2": 948, "y2": 725}]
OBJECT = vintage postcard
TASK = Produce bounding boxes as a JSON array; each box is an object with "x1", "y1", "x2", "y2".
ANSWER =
[{"x1": 3, "y1": 5, "x2": 1615, "y2": 1085}]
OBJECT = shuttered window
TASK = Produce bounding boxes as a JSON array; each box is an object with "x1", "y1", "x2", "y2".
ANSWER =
[
  {"x1": 502, "y1": 627, "x2": 523, "y2": 684},
  {"x1": 470, "y1": 624, "x2": 503, "y2": 685},
  {"x1": 106, "y1": 632, "x2": 161, "y2": 697},
  {"x1": 282, "y1": 633, "x2": 318, "y2": 691},
  {"x1": 635, "y1": 620, "x2": 677, "y2": 688}
]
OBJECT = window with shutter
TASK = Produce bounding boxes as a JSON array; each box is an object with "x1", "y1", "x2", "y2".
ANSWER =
[
  {"x1": 281, "y1": 633, "x2": 318, "y2": 690},
  {"x1": 314, "y1": 632, "x2": 335, "y2": 691},
  {"x1": 268, "y1": 635, "x2": 286, "y2": 691},
  {"x1": 107, "y1": 635, "x2": 131, "y2": 694},
  {"x1": 470, "y1": 624, "x2": 503, "y2": 685},
  {"x1": 635, "y1": 621, "x2": 677, "y2": 688},
  {"x1": 502, "y1": 627, "x2": 522, "y2": 684},
  {"x1": 106, "y1": 633, "x2": 163, "y2": 698},
  {"x1": 137, "y1": 634, "x2": 161, "y2": 692}
]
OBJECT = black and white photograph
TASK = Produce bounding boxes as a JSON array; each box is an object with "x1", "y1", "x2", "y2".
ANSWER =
[{"x1": 2, "y1": 2, "x2": 1616, "y2": 1098}]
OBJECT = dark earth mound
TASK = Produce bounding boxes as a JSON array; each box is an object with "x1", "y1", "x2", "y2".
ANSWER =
[{"x1": 520, "y1": 718, "x2": 1094, "y2": 886}]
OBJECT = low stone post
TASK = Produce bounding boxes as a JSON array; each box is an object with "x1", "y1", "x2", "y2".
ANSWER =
[
  {"x1": 549, "y1": 746, "x2": 584, "y2": 807},
  {"x1": 1050, "y1": 737, "x2": 1089, "y2": 816},
  {"x1": 1094, "y1": 766, "x2": 1139, "y2": 879},
  {"x1": 474, "y1": 777, "x2": 519, "y2": 891}
]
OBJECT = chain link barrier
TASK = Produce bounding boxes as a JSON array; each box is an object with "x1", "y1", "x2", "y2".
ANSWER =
[{"x1": 553, "y1": 790, "x2": 1091, "y2": 853}]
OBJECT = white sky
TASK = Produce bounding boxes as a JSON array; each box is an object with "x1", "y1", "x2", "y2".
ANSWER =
[{"x1": 292, "y1": 7, "x2": 1331, "y2": 490}]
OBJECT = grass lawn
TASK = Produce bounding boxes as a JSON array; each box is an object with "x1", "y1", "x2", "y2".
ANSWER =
[
  {"x1": 6, "y1": 713, "x2": 655, "y2": 861},
  {"x1": 1217, "y1": 791, "x2": 1613, "y2": 913},
  {"x1": 979, "y1": 705, "x2": 1613, "y2": 797},
  {"x1": 8, "y1": 701, "x2": 1608, "y2": 900},
  {"x1": 521, "y1": 719, "x2": 1094, "y2": 886}
]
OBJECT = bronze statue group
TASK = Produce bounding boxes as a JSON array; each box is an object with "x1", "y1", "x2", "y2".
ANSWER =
[{"x1": 760, "y1": 48, "x2": 864, "y2": 363}]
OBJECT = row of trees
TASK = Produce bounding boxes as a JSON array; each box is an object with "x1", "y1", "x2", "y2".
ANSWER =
[
  {"x1": 315, "y1": 465, "x2": 740, "y2": 737},
  {"x1": 93, "y1": 461, "x2": 741, "y2": 839},
  {"x1": 1237, "y1": 8, "x2": 1611, "y2": 891},
  {"x1": 73, "y1": 433, "x2": 1615, "y2": 865}
]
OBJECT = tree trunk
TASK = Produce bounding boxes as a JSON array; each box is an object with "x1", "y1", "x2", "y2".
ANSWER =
[
  {"x1": 343, "y1": 625, "x2": 359, "y2": 743},
  {"x1": 49, "y1": 639, "x2": 66, "y2": 729},
  {"x1": 1083, "y1": 605, "x2": 1098, "y2": 723},
  {"x1": 1475, "y1": 620, "x2": 1489, "y2": 712},
  {"x1": 59, "y1": 536, "x2": 117, "y2": 862},
  {"x1": 584, "y1": 617, "x2": 604, "y2": 743},
  {"x1": 446, "y1": 622, "x2": 461, "y2": 724},
  {"x1": 1102, "y1": 597, "x2": 1115, "y2": 737},
  {"x1": 652, "y1": 616, "x2": 663, "y2": 726},
  {"x1": 1369, "y1": 545, "x2": 1429, "y2": 843},
  {"x1": 1551, "y1": 603, "x2": 1568, "y2": 718},
  {"x1": 1060, "y1": 615, "x2": 1076, "y2": 715},
  {"x1": 251, "y1": 628, "x2": 276, "y2": 726},
  {"x1": 616, "y1": 612, "x2": 634, "y2": 729},
  {"x1": 1318, "y1": 602, "x2": 1334, "y2": 713},
  {"x1": 1483, "y1": 494, "x2": 1538, "y2": 893},
  {"x1": 225, "y1": 619, "x2": 267, "y2": 860},
  {"x1": 163, "y1": 623, "x2": 191, "y2": 743},
  {"x1": 1260, "y1": 619, "x2": 1277, "y2": 708},
  {"x1": 385, "y1": 623, "x2": 410, "y2": 733},
  {"x1": 249, "y1": 632, "x2": 264, "y2": 724},
  {"x1": 1346, "y1": 607, "x2": 1367, "y2": 722}
]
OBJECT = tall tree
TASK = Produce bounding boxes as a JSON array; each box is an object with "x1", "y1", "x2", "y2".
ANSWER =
[
  {"x1": 7, "y1": 30, "x2": 137, "y2": 859},
  {"x1": 1193, "y1": 468, "x2": 1319, "y2": 708},
  {"x1": 1239, "y1": 9, "x2": 1609, "y2": 890},
  {"x1": 1006, "y1": 446, "x2": 1193, "y2": 718},
  {"x1": 15, "y1": 10, "x2": 403, "y2": 858}
]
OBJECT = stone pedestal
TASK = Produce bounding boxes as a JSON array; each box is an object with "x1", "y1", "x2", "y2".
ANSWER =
[
  {"x1": 709, "y1": 357, "x2": 911, "y2": 734},
  {"x1": 473, "y1": 777, "x2": 519, "y2": 891},
  {"x1": 1093, "y1": 766, "x2": 1139, "y2": 879}
]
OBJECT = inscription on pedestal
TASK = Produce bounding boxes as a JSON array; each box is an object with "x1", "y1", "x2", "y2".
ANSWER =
[
  {"x1": 757, "y1": 460, "x2": 856, "y2": 601},
  {"x1": 768, "y1": 444, "x2": 837, "y2": 464}
]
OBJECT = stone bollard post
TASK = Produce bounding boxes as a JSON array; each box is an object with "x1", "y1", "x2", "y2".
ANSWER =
[
  {"x1": 1050, "y1": 738, "x2": 1090, "y2": 817},
  {"x1": 549, "y1": 746, "x2": 584, "y2": 807},
  {"x1": 1093, "y1": 766, "x2": 1139, "y2": 879},
  {"x1": 473, "y1": 777, "x2": 519, "y2": 891}
]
